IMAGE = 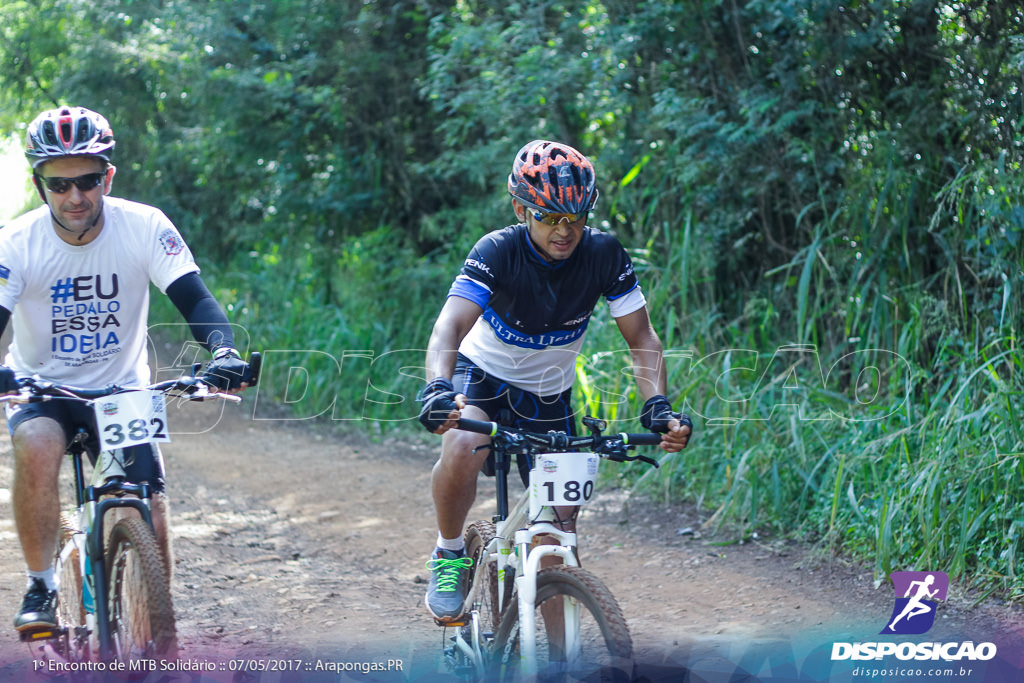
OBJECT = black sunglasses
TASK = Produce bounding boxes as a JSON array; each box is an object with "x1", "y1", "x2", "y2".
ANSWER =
[{"x1": 36, "y1": 172, "x2": 106, "y2": 194}]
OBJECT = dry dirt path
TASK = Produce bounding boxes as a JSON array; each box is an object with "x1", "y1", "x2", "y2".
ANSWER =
[{"x1": 0, "y1": 397, "x2": 1019, "y2": 682}]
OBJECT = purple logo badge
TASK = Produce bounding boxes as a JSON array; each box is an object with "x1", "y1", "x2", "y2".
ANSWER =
[{"x1": 880, "y1": 571, "x2": 948, "y2": 635}]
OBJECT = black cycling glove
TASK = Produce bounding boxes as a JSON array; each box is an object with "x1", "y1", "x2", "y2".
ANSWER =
[
  {"x1": 0, "y1": 365, "x2": 18, "y2": 395},
  {"x1": 202, "y1": 348, "x2": 248, "y2": 390},
  {"x1": 640, "y1": 394, "x2": 693, "y2": 435},
  {"x1": 418, "y1": 377, "x2": 460, "y2": 433}
]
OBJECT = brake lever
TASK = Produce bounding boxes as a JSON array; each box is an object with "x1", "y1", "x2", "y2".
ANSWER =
[{"x1": 601, "y1": 448, "x2": 660, "y2": 468}]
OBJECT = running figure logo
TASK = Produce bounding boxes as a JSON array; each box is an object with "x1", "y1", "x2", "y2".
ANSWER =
[{"x1": 881, "y1": 571, "x2": 948, "y2": 635}]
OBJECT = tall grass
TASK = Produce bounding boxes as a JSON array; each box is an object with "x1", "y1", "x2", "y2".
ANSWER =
[{"x1": 576, "y1": 152, "x2": 1024, "y2": 601}]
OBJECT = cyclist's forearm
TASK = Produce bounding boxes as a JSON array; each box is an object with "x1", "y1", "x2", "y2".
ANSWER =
[
  {"x1": 615, "y1": 308, "x2": 669, "y2": 399},
  {"x1": 425, "y1": 344, "x2": 459, "y2": 382},
  {"x1": 424, "y1": 320, "x2": 464, "y2": 380},
  {"x1": 166, "y1": 273, "x2": 236, "y2": 353},
  {"x1": 629, "y1": 345, "x2": 668, "y2": 400}
]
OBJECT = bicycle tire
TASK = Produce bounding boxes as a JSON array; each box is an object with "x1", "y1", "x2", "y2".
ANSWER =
[
  {"x1": 56, "y1": 514, "x2": 89, "y2": 659},
  {"x1": 489, "y1": 565, "x2": 633, "y2": 682},
  {"x1": 105, "y1": 517, "x2": 178, "y2": 661},
  {"x1": 465, "y1": 521, "x2": 512, "y2": 639}
]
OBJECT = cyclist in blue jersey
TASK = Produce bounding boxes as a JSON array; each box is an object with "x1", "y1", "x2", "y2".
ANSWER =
[{"x1": 417, "y1": 139, "x2": 692, "y2": 622}]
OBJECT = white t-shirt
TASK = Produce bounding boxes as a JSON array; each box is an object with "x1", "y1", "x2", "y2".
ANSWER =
[{"x1": 0, "y1": 197, "x2": 200, "y2": 389}]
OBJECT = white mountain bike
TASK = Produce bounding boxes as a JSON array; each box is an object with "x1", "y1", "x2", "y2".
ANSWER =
[{"x1": 439, "y1": 416, "x2": 662, "y2": 682}]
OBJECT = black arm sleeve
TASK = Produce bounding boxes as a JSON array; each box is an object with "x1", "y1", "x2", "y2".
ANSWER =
[
  {"x1": 0, "y1": 306, "x2": 9, "y2": 340},
  {"x1": 165, "y1": 272, "x2": 236, "y2": 353}
]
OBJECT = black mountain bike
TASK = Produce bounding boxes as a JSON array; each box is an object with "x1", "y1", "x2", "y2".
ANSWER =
[{"x1": 7, "y1": 354, "x2": 259, "y2": 666}]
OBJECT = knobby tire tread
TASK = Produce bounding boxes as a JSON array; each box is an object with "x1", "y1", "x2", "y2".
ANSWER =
[
  {"x1": 465, "y1": 521, "x2": 512, "y2": 632},
  {"x1": 105, "y1": 517, "x2": 178, "y2": 661},
  {"x1": 490, "y1": 564, "x2": 633, "y2": 682}
]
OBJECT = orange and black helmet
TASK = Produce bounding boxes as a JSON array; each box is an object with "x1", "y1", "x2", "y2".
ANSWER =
[
  {"x1": 25, "y1": 106, "x2": 116, "y2": 169},
  {"x1": 507, "y1": 140, "x2": 599, "y2": 215}
]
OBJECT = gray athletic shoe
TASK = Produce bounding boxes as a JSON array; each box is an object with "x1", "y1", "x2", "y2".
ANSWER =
[{"x1": 424, "y1": 548, "x2": 473, "y2": 622}]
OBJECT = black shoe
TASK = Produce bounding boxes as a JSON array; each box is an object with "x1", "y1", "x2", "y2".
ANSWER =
[
  {"x1": 14, "y1": 578, "x2": 57, "y2": 632},
  {"x1": 424, "y1": 548, "x2": 472, "y2": 622}
]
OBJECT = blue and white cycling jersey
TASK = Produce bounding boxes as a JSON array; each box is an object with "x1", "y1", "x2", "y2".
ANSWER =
[{"x1": 448, "y1": 223, "x2": 646, "y2": 395}]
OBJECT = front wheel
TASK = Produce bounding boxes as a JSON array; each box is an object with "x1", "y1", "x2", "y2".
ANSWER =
[
  {"x1": 105, "y1": 517, "x2": 178, "y2": 662},
  {"x1": 489, "y1": 565, "x2": 633, "y2": 682}
]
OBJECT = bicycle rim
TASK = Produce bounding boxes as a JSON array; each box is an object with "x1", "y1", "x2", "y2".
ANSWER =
[
  {"x1": 490, "y1": 565, "x2": 633, "y2": 682},
  {"x1": 105, "y1": 518, "x2": 178, "y2": 662}
]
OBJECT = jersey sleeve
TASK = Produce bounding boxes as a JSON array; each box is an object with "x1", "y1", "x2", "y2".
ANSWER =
[
  {"x1": 0, "y1": 218, "x2": 31, "y2": 313},
  {"x1": 600, "y1": 234, "x2": 647, "y2": 318},
  {"x1": 446, "y1": 229, "x2": 507, "y2": 308},
  {"x1": 0, "y1": 246, "x2": 23, "y2": 313},
  {"x1": 147, "y1": 211, "x2": 200, "y2": 293}
]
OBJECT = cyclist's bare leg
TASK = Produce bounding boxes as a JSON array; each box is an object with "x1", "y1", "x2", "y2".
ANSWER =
[
  {"x1": 11, "y1": 417, "x2": 66, "y2": 573},
  {"x1": 430, "y1": 404, "x2": 492, "y2": 540}
]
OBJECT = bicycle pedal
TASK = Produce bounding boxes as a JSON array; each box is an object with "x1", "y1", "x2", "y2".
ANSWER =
[
  {"x1": 434, "y1": 617, "x2": 468, "y2": 627},
  {"x1": 19, "y1": 626, "x2": 66, "y2": 643}
]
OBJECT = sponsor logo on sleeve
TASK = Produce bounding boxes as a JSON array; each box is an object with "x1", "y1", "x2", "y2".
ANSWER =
[{"x1": 159, "y1": 229, "x2": 186, "y2": 256}]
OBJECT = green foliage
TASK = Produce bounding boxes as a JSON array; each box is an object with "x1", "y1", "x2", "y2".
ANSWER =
[{"x1": 2, "y1": 0, "x2": 1024, "y2": 601}]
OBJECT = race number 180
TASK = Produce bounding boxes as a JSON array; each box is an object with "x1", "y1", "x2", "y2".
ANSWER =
[
  {"x1": 93, "y1": 390, "x2": 171, "y2": 449},
  {"x1": 529, "y1": 452, "x2": 600, "y2": 518}
]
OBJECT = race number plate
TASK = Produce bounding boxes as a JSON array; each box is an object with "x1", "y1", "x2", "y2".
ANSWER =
[
  {"x1": 529, "y1": 452, "x2": 600, "y2": 519},
  {"x1": 93, "y1": 390, "x2": 171, "y2": 449}
]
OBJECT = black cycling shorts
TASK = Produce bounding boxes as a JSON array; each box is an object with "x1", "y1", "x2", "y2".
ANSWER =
[
  {"x1": 5, "y1": 399, "x2": 166, "y2": 493},
  {"x1": 453, "y1": 353, "x2": 578, "y2": 481}
]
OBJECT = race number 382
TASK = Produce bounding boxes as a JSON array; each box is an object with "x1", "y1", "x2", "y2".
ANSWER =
[
  {"x1": 529, "y1": 453, "x2": 600, "y2": 517},
  {"x1": 93, "y1": 390, "x2": 171, "y2": 449}
]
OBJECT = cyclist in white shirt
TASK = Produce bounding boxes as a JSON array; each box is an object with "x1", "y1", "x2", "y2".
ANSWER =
[{"x1": 0, "y1": 106, "x2": 254, "y2": 632}]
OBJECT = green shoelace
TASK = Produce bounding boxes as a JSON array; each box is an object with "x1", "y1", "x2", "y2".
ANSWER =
[{"x1": 426, "y1": 556, "x2": 473, "y2": 592}]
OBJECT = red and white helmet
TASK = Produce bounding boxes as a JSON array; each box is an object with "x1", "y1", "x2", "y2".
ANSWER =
[
  {"x1": 507, "y1": 140, "x2": 599, "y2": 215},
  {"x1": 24, "y1": 106, "x2": 116, "y2": 169}
]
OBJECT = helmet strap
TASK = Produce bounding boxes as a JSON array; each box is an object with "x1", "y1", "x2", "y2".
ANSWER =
[
  {"x1": 49, "y1": 198, "x2": 104, "y2": 243},
  {"x1": 31, "y1": 175, "x2": 47, "y2": 203}
]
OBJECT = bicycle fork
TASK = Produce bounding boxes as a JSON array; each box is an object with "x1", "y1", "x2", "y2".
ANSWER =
[
  {"x1": 514, "y1": 525, "x2": 580, "y2": 678},
  {"x1": 87, "y1": 488, "x2": 154, "y2": 660}
]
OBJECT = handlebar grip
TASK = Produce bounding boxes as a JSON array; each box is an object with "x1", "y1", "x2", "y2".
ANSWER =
[
  {"x1": 244, "y1": 352, "x2": 262, "y2": 386},
  {"x1": 621, "y1": 432, "x2": 663, "y2": 446},
  {"x1": 457, "y1": 418, "x2": 498, "y2": 436}
]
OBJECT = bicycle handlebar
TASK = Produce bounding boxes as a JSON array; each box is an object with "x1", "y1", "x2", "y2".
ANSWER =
[
  {"x1": 2, "y1": 373, "x2": 236, "y2": 405},
  {"x1": 456, "y1": 416, "x2": 663, "y2": 466},
  {"x1": 0, "y1": 352, "x2": 262, "y2": 405}
]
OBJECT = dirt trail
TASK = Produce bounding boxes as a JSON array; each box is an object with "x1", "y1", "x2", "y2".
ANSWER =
[{"x1": 0, "y1": 396, "x2": 1020, "y2": 681}]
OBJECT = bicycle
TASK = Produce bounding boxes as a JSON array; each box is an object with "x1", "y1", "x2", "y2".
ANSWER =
[
  {"x1": 5, "y1": 354, "x2": 260, "y2": 666},
  {"x1": 439, "y1": 415, "x2": 663, "y2": 682}
]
